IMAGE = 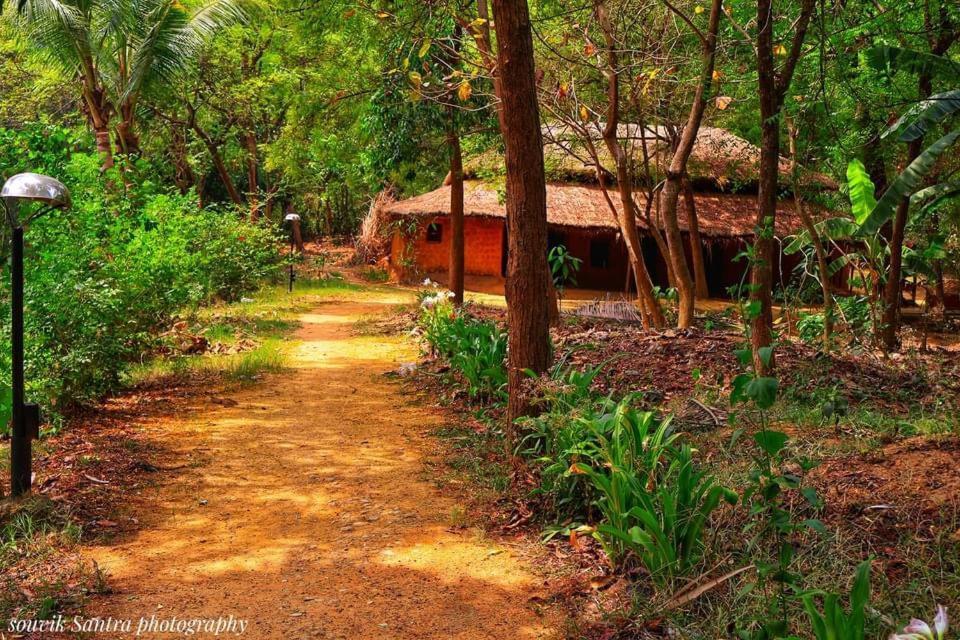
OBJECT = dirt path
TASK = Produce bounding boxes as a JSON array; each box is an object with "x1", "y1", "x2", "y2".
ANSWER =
[{"x1": 86, "y1": 291, "x2": 559, "y2": 639}]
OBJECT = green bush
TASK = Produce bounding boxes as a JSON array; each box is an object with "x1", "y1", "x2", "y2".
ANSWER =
[
  {"x1": 797, "y1": 295, "x2": 872, "y2": 345},
  {"x1": 417, "y1": 295, "x2": 507, "y2": 401},
  {"x1": 522, "y1": 389, "x2": 735, "y2": 584},
  {"x1": 0, "y1": 144, "x2": 283, "y2": 425}
]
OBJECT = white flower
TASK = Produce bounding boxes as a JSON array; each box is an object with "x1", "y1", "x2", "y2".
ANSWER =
[
  {"x1": 891, "y1": 606, "x2": 948, "y2": 640},
  {"x1": 422, "y1": 278, "x2": 433, "y2": 286},
  {"x1": 444, "y1": 290, "x2": 455, "y2": 298}
]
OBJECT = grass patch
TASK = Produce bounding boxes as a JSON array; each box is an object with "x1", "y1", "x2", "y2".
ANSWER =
[
  {"x1": 124, "y1": 275, "x2": 359, "y2": 388},
  {"x1": 358, "y1": 266, "x2": 389, "y2": 283},
  {"x1": 223, "y1": 339, "x2": 286, "y2": 382},
  {"x1": 0, "y1": 496, "x2": 96, "y2": 625},
  {"x1": 432, "y1": 422, "x2": 510, "y2": 495}
]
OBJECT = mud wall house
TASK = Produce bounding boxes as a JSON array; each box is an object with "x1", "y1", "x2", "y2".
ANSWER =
[{"x1": 386, "y1": 126, "x2": 839, "y2": 298}]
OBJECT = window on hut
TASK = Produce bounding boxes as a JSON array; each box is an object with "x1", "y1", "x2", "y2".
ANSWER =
[
  {"x1": 426, "y1": 222, "x2": 443, "y2": 243},
  {"x1": 590, "y1": 238, "x2": 611, "y2": 269}
]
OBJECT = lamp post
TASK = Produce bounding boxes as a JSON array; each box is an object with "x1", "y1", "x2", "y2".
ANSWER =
[
  {"x1": 2, "y1": 173, "x2": 71, "y2": 497},
  {"x1": 284, "y1": 213, "x2": 301, "y2": 293}
]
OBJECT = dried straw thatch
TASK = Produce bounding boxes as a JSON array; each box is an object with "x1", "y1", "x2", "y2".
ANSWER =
[
  {"x1": 356, "y1": 188, "x2": 396, "y2": 262},
  {"x1": 467, "y1": 124, "x2": 837, "y2": 192},
  {"x1": 385, "y1": 180, "x2": 816, "y2": 239}
]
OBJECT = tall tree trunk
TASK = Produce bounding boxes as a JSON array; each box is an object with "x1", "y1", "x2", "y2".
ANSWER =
[
  {"x1": 683, "y1": 180, "x2": 709, "y2": 298},
  {"x1": 661, "y1": 176, "x2": 696, "y2": 327},
  {"x1": 594, "y1": 0, "x2": 664, "y2": 328},
  {"x1": 447, "y1": 114, "x2": 465, "y2": 306},
  {"x1": 244, "y1": 130, "x2": 259, "y2": 221},
  {"x1": 658, "y1": 0, "x2": 722, "y2": 328},
  {"x1": 491, "y1": 0, "x2": 553, "y2": 432},
  {"x1": 880, "y1": 75, "x2": 931, "y2": 352},
  {"x1": 749, "y1": 0, "x2": 814, "y2": 374},
  {"x1": 750, "y1": 0, "x2": 782, "y2": 374}
]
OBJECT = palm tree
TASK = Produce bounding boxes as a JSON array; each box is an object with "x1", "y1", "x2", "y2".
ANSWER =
[{"x1": 8, "y1": 0, "x2": 247, "y2": 170}]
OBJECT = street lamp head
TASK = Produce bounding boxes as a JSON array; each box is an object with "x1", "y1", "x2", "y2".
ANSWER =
[{"x1": 2, "y1": 173, "x2": 71, "y2": 227}]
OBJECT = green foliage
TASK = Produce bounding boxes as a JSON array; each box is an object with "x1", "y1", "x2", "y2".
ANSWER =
[
  {"x1": 0, "y1": 145, "x2": 283, "y2": 427},
  {"x1": 856, "y1": 131, "x2": 960, "y2": 237},
  {"x1": 730, "y1": 348, "x2": 826, "y2": 639},
  {"x1": 548, "y1": 244, "x2": 581, "y2": 292},
  {"x1": 416, "y1": 296, "x2": 507, "y2": 401},
  {"x1": 797, "y1": 296, "x2": 872, "y2": 345},
  {"x1": 0, "y1": 122, "x2": 77, "y2": 179},
  {"x1": 800, "y1": 560, "x2": 872, "y2": 640},
  {"x1": 585, "y1": 440, "x2": 736, "y2": 584},
  {"x1": 853, "y1": 47, "x2": 960, "y2": 237},
  {"x1": 521, "y1": 386, "x2": 733, "y2": 585},
  {"x1": 846, "y1": 160, "x2": 878, "y2": 226}
]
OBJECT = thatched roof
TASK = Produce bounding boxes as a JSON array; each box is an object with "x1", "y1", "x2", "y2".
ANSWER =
[
  {"x1": 385, "y1": 180, "x2": 817, "y2": 239},
  {"x1": 466, "y1": 124, "x2": 838, "y2": 192}
]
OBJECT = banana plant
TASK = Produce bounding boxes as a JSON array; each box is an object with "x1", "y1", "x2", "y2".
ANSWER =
[{"x1": 852, "y1": 46, "x2": 960, "y2": 237}]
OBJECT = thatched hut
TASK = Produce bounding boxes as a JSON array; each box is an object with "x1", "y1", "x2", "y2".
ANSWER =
[{"x1": 386, "y1": 126, "x2": 838, "y2": 297}]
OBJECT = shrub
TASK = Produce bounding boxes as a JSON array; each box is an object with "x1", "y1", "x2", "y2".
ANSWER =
[
  {"x1": 797, "y1": 295, "x2": 872, "y2": 345},
  {"x1": 522, "y1": 389, "x2": 735, "y2": 584},
  {"x1": 0, "y1": 150, "x2": 283, "y2": 424},
  {"x1": 416, "y1": 296, "x2": 507, "y2": 401}
]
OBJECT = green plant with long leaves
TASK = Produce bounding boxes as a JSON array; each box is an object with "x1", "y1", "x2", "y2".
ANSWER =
[
  {"x1": 546, "y1": 399, "x2": 735, "y2": 584},
  {"x1": 852, "y1": 47, "x2": 960, "y2": 236},
  {"x1": 580, "y1": 442, "x2": 736, "y2": 584},
  {"x1": 416, "y1": 298, "x2": 507, "y2": 401},
  {"x1": 800, "y1": 560, "x2": 872, "y2": 640}
]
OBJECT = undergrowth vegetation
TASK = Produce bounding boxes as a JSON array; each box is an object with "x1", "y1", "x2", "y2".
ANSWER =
[
  {"x1": 412, "y1": 290, "x2": 956, "y2": 639},
  {"x1": 0, "y1": 126, "x2": 285, "y2": 427}
]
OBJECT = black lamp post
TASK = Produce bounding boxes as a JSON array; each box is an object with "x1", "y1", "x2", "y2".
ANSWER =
[
  {"x1": 284, "y1": 213, "x2": 300, "y2": 293},
  {"x1": 2, "y1": 173, "x2": 71, "y2": 497}
]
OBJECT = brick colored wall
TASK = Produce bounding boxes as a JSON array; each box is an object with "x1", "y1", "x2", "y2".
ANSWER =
[
  {"x1": 391, "y1": 216, "x2": 505, "y2": 279},
  {"x1": 391, "y1": 216, "x2": 803, "y2": 298}
]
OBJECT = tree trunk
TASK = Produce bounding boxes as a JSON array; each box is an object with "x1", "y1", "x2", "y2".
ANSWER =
[
  {"x1": 447, "y1": 108, "x2": 465, "y2": 306},
  {"x1": 683, "y1": 181, "x2": 709, "y2": 299},
  {"x1": 750, "y1": 0, "x2": 814, "y2": 373},
  {"x1": 79, "y1": 61, "x2": 115, "y2": 172},
  {"x1": 115, "y1": 100, "x2": 141, "y2": 158},
  {"x1": 661, "y1": 178, "x2": 696, "y2": 327},
  {"x1": 880, "y1": 75, "x2": 931, "y2": 352},
  {"x1": 594, "y1": 0, "x2": 664, "y2": 329},
  {"x1": 94, "y1": 127, "x2": 114, "y2": 171},
  {"x1": 657, "y1": 0, "x2": 721, "y2": 328},
  {"x1": 750, "y1": 0, "x2": 781, "y2": 375},
  {"x1": 491, "y1": 0, "x2": 553, "y2": 432},
  {"x1": 244, "y1": 130, "x2": 259, "y2": 221}
]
